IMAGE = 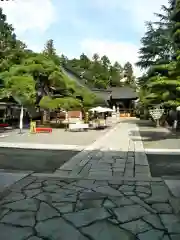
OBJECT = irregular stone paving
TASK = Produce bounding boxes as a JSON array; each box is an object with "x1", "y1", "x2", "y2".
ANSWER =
[
  {"x1": 56, "y1": 122, "x2": 150, "y2": 178},
  {"x1": 0, "y1": 176, "x2": 180, "y2": 240}
]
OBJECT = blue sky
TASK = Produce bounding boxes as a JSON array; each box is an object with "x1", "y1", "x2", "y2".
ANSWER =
[{"x1": 1, "y1": 0, "x2": 168, "y2": 76}]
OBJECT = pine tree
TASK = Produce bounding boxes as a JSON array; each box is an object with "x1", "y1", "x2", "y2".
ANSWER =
[
  {"x1": 109, "y1": 62, "x2": 123, "y2": 87},
  {"x1": 92, "y1": 53, "x2": 99, "y2": 62},
  {"x1": 43, "y1": 39, "x2": 60, "y2": 65},
  {"x1": 123, "y1": 62, "x2": 134, "y2": 85},
  {"x1": 79, "y1": 53, "x2": 90, "y2": 69},
  {"x1": 0, "y1": 7, "x2": 16, "y2": 52},
  {"x1": 43, "y1": 39, "x2": 56, "y2": 56},
  {"x1": 144, "y1": 0, "x2": 180, "y2": 107},
  {"x1": 0, "y1": 8, "x2": 28, "y2": 72},
  {"x1": 136, "y1": 2, "x2": 174, "y2": 70},
  {"x1": 101, "y1": 55, "x2": 110, "y2": 69},
  {"x1": 0, "y1": 7, "x2": 17, "y2": 67}
]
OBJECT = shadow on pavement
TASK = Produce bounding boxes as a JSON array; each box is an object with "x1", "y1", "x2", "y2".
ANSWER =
[
  {"x1": 147, "y1": 153, "x2": 180, "y2": 177},
  {"x1": 1, "y1": 146, "x2": 180, "y2": 178},
  {"x1": 0, "y1": 148, "x2": 80, "y2": 173},
  {"x1": 123, "y1": 118, "x2": 180, "y2": 142}
]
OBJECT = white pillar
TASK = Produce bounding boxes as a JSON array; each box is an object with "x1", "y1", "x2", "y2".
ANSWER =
[
  {"x1": 65, "y1": 111, "x2": 68, "y2": 121},
  {"x1": 79, "y1": 111, "x2": 82, "y2": 120},
  {"x1": 19, "y1": 105, "x2": 24, "y2": 134}
]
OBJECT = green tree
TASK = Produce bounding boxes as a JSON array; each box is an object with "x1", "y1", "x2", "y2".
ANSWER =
[
  {"x1": 0, "y1": 7, "x2": 16, "y2": 56},
  {"x1": 39, "y1": 96, "x2": 82, "y2": 111},
  {"x1": 0, "y1": 7, "x2": 27, "y2": 72},
  {"x1": 101, "y1": 55, "x2": 110, "y2": 69},
  {"x1": 113, "y1": 61, "x2": 123, "y2": 72},
  {"x1": 138, "y1": 0, "x2": 180, "y2": 108},
  {"x1": 60, "y1": 54, "x2": 68, "y2": 65},
  {"x1": 109, "y1": 62, "x2": 123, "y2": 86},
  {"x1": 0, "y1": 7, "x2": 100, "y2": 125},
  {"x1": 43, "y1": 39, "x2": 60, "y2": 65},
  {"x1": 136, "y1": 3, "x2": 174, "y2": 70},
  {"x1": 43, "y1": 39, "x2": 56, "y2": 56},
  {"x1": 56, "y1": 97, "x2": 82, "y2": 111},
  {"x1": 123, "y1": 62, "x2": 134, "y2": 85},
  {"x1": 0, "y1": 75, "x2": 36, "y2": 106},
  {"x1": 65, "y1": 52, "x2": 135, "y2": 89},
  {"x1": 92, "y1": 53, "x2": 100, "y2": 62},
  {"x1": 79, "y1": 53, "x2": 90, "y2": 69}
]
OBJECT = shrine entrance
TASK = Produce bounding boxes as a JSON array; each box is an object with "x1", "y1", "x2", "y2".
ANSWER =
[
  {"x1": 120, "y1": 100, "x2": 137, "y2": 117},
  {"x1": 109, "y1": 99, "x2": 136, "y2": 118},
  {"x1": 107, "y1": 86, "x2": 138, "y2": 118}
]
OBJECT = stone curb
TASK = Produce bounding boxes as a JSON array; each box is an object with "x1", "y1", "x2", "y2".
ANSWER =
[
  {"x1": 145, "y1": 148, "x2": 180, "y2": 154},
  {"x1": 129, "y1": 124, "x2": 151, "y2": 177},
  {"x1": 0, "y1": 142, "x2": 86, "y2": 151}
]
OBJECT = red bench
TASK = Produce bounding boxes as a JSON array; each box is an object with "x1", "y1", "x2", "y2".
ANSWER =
[
  {"x1": 35, "y1": 127, "x2": 52, "y2": 133},
  {"x1": 0, "y1": 123, "x2": 9, "y2": 127}
]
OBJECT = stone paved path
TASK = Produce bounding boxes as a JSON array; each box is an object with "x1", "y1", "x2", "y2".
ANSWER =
[
  {"x1": 56, "y1": 122, "x2": 151, "y2": 179},
  {"x1": 0, "y1": 121, "x2": 180, "y2": 239},
  {"x1": 0, "y1": 171, "x2": 32, "y2": 193},
  {"x1": 0, "y1": 176, "x2": 180, "y2": 240}
]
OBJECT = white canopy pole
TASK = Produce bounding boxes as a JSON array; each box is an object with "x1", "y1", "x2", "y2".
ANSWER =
[{"x1": 19, "y1": 105, "x2": 24, "y2": 134}]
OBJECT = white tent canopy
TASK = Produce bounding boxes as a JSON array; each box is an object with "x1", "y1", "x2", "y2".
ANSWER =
[
  {"x1": 89, "y1": 106, "x2": 113, "y2": 113},
  {"x1": 103, "y1": 107, "x2": 114, "y2": 112}
]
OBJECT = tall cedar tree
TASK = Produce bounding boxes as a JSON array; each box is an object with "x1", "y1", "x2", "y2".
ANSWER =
[{"x1": 142, "y1": 0, "x2": 180, "y2": 107}]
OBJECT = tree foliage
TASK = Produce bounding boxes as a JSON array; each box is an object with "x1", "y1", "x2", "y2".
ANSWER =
[
  {"x1": 136, "y1": 3, "x2": 174, "y2": 70},
  {"x1": 0, "y1": 7, "x2": 101, "y2": 111},
  {"x1": 123, "y1": 62, "x2": 134, "y2": 85},
  {"x1": 43, "y1": 39, "x2": 61, "y2": 66},
  {"x1": 137, "y1": 0, "x2": 180, "y2": 108},
  {"x1": 64, "y1": 53, "x2": 135, "y2": 89},
  {"x1": 39, "y1": 96, "x2": 82, "y2": 111}
]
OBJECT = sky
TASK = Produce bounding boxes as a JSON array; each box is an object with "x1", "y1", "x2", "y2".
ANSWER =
[{"x1": 0, "y1": 0, "x2": 169, "y2": 77}]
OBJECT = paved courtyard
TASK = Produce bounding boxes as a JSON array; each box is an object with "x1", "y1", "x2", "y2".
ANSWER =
[
  {"x1": 0, "y1": 127, "x2": 108, "y2": 146},
  {"x1": 0, "y1": 120, "x2": 180, "y2": 239},
  {"x1": 0, "y1": 176, "x2": 180, "y2": 240},
  {"x1": 55, "y1": 121, "x2": 151, "y2": 178},
  {"x1": 0, "y1": 126, "x2": 113, "y2": 173},
  {"x1": 133, "y1": 119, "x2": 180, "y2": 150}
]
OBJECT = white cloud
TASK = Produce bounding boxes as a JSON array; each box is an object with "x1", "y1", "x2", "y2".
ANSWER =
[
  {"x1": 80, "y1": 39, "x2": 143, "y2": 77},
  {"x1": 81, "y1": 0, "x2": 169, "y2": 77},
  {"x1": 94, "y1": 0, "x2": 169, "y2": 33},
  {"x1": 0, "y1": 0, "x2": 57, "y2": 34},
  {"x1": 125, "y1": 0, "x2": 169, "y2": 32}
]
